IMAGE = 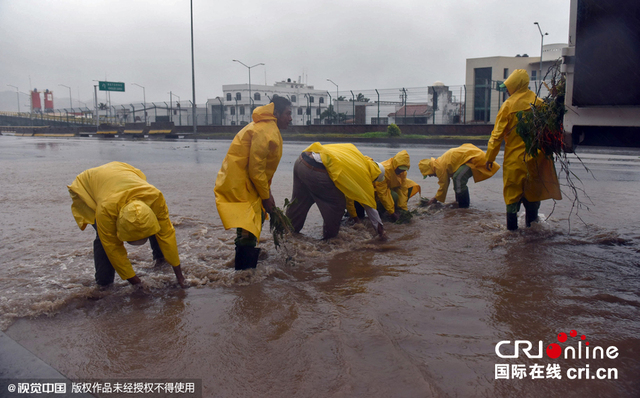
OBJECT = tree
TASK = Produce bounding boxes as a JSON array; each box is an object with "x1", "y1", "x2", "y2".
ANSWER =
[
  {"x1": 98, "y1": 103, "x2": 108, "y2": 110},
  {"x1": 337, "y1": 96, "x2": 346, "y2": 101},
  {"x1": 320, "y1": 105, "x2": 348, "y2": 124},
  {"x1": 355, "y1": 93, "x2": 370, "y2": 102}
]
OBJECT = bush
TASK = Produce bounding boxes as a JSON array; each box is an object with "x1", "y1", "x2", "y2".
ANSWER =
[{"x1": 387, "y1": 123, "x2": 401, "y2": 137}]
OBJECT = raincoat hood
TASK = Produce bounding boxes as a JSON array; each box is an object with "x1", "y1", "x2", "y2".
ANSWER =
[
  {"x1": 116, "y1": 200, "x2": 161, "y2": 242},
  {"x1": 252, "y1": 102, "x2": 277, "y2": 124},
  {"x1": 503, "y1": 69, "x2": 537, "y2": 114},
  {"x1": 418, "y1": 158, "x2": 436, "y2": 177},
  {"x1": 392, "y1": 150, "x2": 411, "y2": 171}
]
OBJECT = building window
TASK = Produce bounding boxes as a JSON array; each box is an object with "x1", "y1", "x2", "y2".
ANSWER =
[
  {"x1": 231, "y1": 121, "x2": 236, "y2": 126},
  {"x1": 254, "y1": 93, "x2": 261, "y2": 101},
  {"x1": 316, "y1": 108, "x2": 321, "y2": 116},
  {"x1": 503, "y1": 68, "x2": 509, "y2": 79},
  {"x1": 230, "y1": 107, "x2": 236, "y2": 115},
  {"x1": 297, "y1": 108, "x2": 303, "y2": 115},
  {"x1": 239, "y1": 106, "x2": 245, "y2": 115},
  {"x1": 306, "y1": 107, "x2": 311, "y2": 115},
  {"x1": 474, "y1": 67, "x2": 492, "y2": 122},
  {"x1": 319, "y1": 97, "x2": 324, "y2": 104},
  {"x1": 291, "y1": 95, "x2": 297, "y2": 103},
  {"x1": 235, "y1": 92, "x2": 241, "y2": 100},
  {"x1": 531, "y1": 70, "x2": 537, "y2": 82},
  {"x1": 226, "y1": 93, "x2": 232, "y2": 101}
]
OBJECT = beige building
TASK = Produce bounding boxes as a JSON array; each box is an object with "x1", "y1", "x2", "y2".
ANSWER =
[{"x1": 465, "y1": 43, "x2": 566, "y2": 124}]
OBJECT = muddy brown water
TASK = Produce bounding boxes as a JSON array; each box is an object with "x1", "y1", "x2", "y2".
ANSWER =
[{"x1": 1, "y1": 136, "x2": 639, "y2": 397}]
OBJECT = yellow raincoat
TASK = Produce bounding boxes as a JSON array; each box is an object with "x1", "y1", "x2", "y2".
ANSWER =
[
  {"x1": 419, "y1": 144, "x2": 500, "y2": 203},
  {"x1": 375, "y1": 150, "x2": 422, "y2": 214},
  {"x1": 303, "y1": 142, "x2": 382, "y2": 218},
  {"x1": 214, "y1": 103, "x2": 283, "y2": 239},
  {"x1": 486, "y1": 69, "x2": 561, "y2": 205},
  {"x1": 68, "y1": 162, "x2": 180, "y2": 280}
]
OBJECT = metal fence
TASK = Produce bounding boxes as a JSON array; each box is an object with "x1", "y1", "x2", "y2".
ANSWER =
[{"x1": 2, "y1": 82, "x2": 519, "y2": 127}]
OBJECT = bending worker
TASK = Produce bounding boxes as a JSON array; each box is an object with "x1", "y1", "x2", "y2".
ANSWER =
[
  {"x1": 419, "y1": 144, "x2": 499, "y2": 208},
  {"x1": 214, "y1": 96, "x2": 292, "y2": 270},
  {"x1": 286, "y1": 142, "x2": 388, "y2": 240},
  {"x1": 375, "y1": 150, "x2": 421, "y2": 221},
  {"x1": 68, "y1": 161, "x2": 185, "y2": 288},
  {"x1": 485, "y1": 69, "x2": 561, "y2": 230}
]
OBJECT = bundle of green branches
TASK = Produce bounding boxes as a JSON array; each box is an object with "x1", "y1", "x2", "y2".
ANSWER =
[
  {"x1": 394, "y1": 209, "x2": 417, "y2": 224},
  {"x1": 515, "y1": 60, "x2": 566, "y2": 159},
  {"x1": 268, "y1": 198, "x2": 295, "y2": 250}
]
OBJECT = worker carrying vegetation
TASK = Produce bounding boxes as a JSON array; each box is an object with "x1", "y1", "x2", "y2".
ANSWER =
[
  {"x1": 68, "y1": 161, "x2": 185, "y2": 288},
  {"x1": 485, "y1": 69, "x2": 561, "y2": 230},
  {"x1": 286, "y1": 142, "x2": 388, "y2": 240},
  {"x1": 374, "y1": 150, "x2": 421, "y2": 221},
  {"x1": 214, "y1": 96, "x2": 292, "y2": 270},
  {"x1": 419, "y1": 144, "x2": 499, "y2": 208}
]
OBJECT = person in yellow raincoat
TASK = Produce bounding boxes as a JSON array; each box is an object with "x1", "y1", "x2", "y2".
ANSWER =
[
  {"x1": 419, "y1": 144, "x2": 499, "y2": 208},
  {"x1": 374, "y1": 150, "x2": 421, "y2": 221},
  {"x1": 68, "y1": 161, "x2": 185, "y2": 287},
  {"x1": 485, "y1": 69, "x2": 561, "y2": 230},
  {"x1": 214, "y1": 96, "x2": 292, "y2": 270},
  {"x1": 286, "y1": 142, "x2": 388, "y2": 240}
]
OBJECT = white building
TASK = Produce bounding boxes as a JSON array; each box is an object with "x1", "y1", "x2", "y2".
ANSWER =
[
  {"x1": 210, "y1": 78, "x2": 330, "y2": 126},
  {"x1": 465, "y1": 43, "x2": 567, "y2": 124}
]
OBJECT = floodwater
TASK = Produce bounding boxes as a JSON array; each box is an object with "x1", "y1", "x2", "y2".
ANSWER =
[{"x1": 1, "y1": 135, "x2": 639, "y2": 398}]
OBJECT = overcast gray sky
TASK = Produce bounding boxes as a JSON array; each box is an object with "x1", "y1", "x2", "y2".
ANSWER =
[{"x1": 0, "y1": 0, "x2": 570, "y2": 107}]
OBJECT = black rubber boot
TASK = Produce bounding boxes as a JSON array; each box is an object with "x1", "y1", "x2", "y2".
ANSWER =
[
  {"x1": 506, "y1": 213, "x2": 518, "y2": 231},
  {"x1": 235, "y1": 246, "x2": 261, "y2": 270},
  {"x1": 456, "y1": 189, "x2": 470, "y2": 208},
  {"x1": 525, "y1": 209, "x2": 538, "y2": 227}
]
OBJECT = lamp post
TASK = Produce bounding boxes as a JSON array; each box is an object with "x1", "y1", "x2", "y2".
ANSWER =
[
  {"x1": 534, "y1": 22, "x2": 548, "y2": 95},
  {"x1": 58, "y1": 84, "x2": 72, "y2": 109},
  {"x1": 7, "y1": 85, "x2": 20, "y2": 113},
  {"x1": 233, "y1": 60, "x2": 264, "y2": 112},
  {"x1": 132, "y1": 83, "x2": 146, "y2": 125},
  {"x1": 327, "y1": 79, "x2": 339, "y2": 124},
  {"x1": 190, "y1": 0, "x2": 197, "y2": 134}
]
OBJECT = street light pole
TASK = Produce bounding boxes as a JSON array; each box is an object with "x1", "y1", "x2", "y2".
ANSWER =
[
  {"x1": 327, "y1": 79, "x2": 339, "y2": 124},
  {"x1": 132, "y1": 83, "x2": 146, "y2": 125},
  {"x1": 7, "y1": 85, "x2": 20, "y2": 113},
  {"x1": 534, "y1": 22, "x2": 548, "y2": 95},
  {"x1": 233, "y1": 60, "x2": 264, "y2": 112},
  {"x1": 190, "y1": 0, "x2": 197, "y2": 134},
  {"x1": 58, "y1": 84, "x2": 72, "y2": 109}
]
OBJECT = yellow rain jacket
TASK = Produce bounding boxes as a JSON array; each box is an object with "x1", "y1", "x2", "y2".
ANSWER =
[
  {"x1": 375, "y1": 150, "x2": 422, "y2": 214},
  {"x1": 303, "y1": 142, "x2": 382, "y2": 218},
  {"x1": 214, "y1": 103, "x2": 283, "y2": 239},
  {"x1": 419, "y1": 144, "x2": 500, "y2": 203},
  {"x1": 486, "y1": 69, "x2": 561, "y2": 205},
  {"x1": 68, "y1": 162, "x2": 180, "y2": 280}
]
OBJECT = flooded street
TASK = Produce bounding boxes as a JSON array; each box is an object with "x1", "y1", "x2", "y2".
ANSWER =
[{"x1": 1, "y1": 136, "x2": 639, "y2": 397}]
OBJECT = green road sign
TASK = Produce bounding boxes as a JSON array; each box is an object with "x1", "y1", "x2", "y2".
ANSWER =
[{"x1": 98, "y1": 81, "x2": 125, "y2": 92}]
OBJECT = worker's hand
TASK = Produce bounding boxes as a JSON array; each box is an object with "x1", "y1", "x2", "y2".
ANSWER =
[
  {"x1": 390, "y1": 211, "x2": 400, "y2": 222},
  {"x1": 428, "y1": 197, "x2": 438, "y2": 206},
  {"x1": 485, "y1": 161, "x2": 493, "y2": 171},
  {"x1": 173, "y1": 265, "x2": 187, "y2": 289},
  {"x1": 377, "y1": 224, "x2": 388, "y2": 242},
  {"x1": 262, "y1": 193, "x2": 275, "y2": 213},
  {"x1": 348, "y1": 216, "x2": 361, "y2": 225},
  {"x1": 127, "y1": 275, "x2": 142, "y2": 285}
]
